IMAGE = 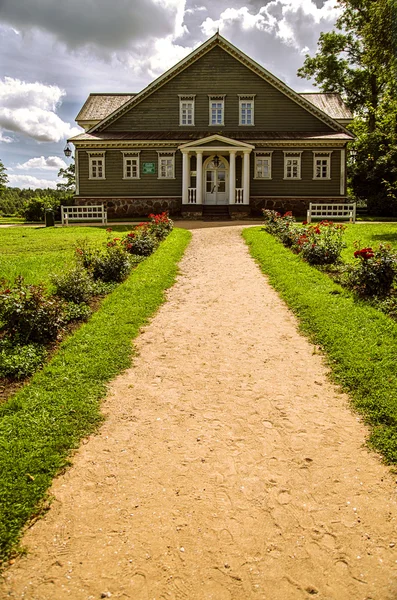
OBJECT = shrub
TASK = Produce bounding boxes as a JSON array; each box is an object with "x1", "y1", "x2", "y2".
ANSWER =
[
  {"x1": 297, "y1": 221, "x2": 346, "y2": 266},
  {"x1": 121, "y1": 226, "x2": 159, "y2": 257},
  {"x1": 90, "y1": 280, "x2": 119, "y2": 297},
  {"x1": 63, "y1": 302, "x2": 92, "y2": 323},
  {"x1": 91, "y1": 245, "x2": 132, "y2": 282},
  {"x1": 148, "y1": 212, "x2": 174, "y2": 240},
  {"x1": 22, "y1": 195, "x2": 60, "y2": 222},
  {"x1": 0, "y1": 339, "x2": 47, "y2": 380},
  {"x1": 346, "y1": 243, "x2": 397, "y2": 297},
  {"x1": 0, "y1": 277, "x2": 65, "y2": 343},
  {"x1": 52, "y1": 266, "x2": 93, "y2": 304}
]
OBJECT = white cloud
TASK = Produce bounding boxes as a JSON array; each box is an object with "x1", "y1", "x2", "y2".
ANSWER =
[
  {"x1": 0, "y1": 131, "x2": 13, "y2": 143},
  {"x1": 16, "y1": 155, "x2": 67, "y2": 171},
  {"x1": 8, "y1": 174, "x2": 58, "y2": 189},
  {"x1": 0, "y1": 77, "x2": 81, "y2": 143}
]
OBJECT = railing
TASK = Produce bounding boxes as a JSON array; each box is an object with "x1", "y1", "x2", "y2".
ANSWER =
[
  {"x1": 188, "y1": 188, "x2": 197, "y2": 203},
  {"x1": 235, "y1": 188, "x2": 244, "y2": 204},
  {"x1": 61, "y1": 205, "x2": 107, "y2": 226}
]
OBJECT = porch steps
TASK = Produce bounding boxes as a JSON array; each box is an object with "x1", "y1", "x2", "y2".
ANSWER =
[{"x1": 202, "y1": 205, "x2": 231, "y2": 220}]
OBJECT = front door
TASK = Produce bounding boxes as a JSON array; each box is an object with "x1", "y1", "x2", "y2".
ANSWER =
[{"x1": 205, "y1": 157, "x2": 228, "y2": 205}]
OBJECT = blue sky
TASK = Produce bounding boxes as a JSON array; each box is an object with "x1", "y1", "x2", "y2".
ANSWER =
[{"x1": 0, "y1": 0, "x2": 340, "y2": 189}]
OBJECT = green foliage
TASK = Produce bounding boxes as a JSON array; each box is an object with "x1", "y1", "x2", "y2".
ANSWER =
[
  {"x1": 63, "y1": 302, "x2": 92, "y2": 323},
  {"x1": 0, "y1": 187, "x2": 71, "y2": 218},
  {"x1": 22, "y1": 195, "x2": 60, "y2": 222},
  {"x1": 0, "y1": 228, "x2": 191, "y2": 562},
  {"x1": 0, "y1": 340, "x2": 47, "y2": 380},
  {"x1": 57, "y1": 159, "x2": 75, "y2": 194},
  {"x1": 298, "y1": 222, "x2": 347, "y2": 266},
  {"x1": 244, "y1": 227, "x2": 397, "y2": 463},
  {"x1": 52, "y1": 266, "x2": 93, "y2": 304},
  {"x1": 346, "y1": 243, "x2": 397, "y2": 297},
  {"x1": 0, "y1": 158, "x2": 8, "y2": 192},
  {"x1": 0, "y1": 277, "x2": 65, "y2": 344},
  {"x1": 148, "y1": 211, "x2": 174, "y2": 240}
]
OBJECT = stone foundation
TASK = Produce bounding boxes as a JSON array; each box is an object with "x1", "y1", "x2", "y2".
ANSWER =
[
  {"x1": 75, "y1": 197, "x2": 181, "y2": 218},
  {"x1": 250, "y1": 197, "x2": 345, "y2": 217}
]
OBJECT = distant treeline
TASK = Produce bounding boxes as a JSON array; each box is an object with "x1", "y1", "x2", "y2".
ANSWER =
[{"x1": 0, "y1": 188, "x2": 73, "y2": 219}]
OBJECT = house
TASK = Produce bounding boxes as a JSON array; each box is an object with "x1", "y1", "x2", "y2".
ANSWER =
[{"x1": 68, "y1": 33, "x2": 353, "y2": 219}]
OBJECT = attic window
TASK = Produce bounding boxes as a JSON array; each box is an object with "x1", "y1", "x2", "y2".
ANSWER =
[
  {"x1": 209, "y1": 95, "x2": 225, "y2": 126},
  {"x1": 239, "y1": 95, "x2": 255, "y2": 126},
  {"x1": 87, "y1": 151, "x2": 105, "y2": 180},
  {"x1": 179, "y1": 95, "x2": 195, "y2": 126}
]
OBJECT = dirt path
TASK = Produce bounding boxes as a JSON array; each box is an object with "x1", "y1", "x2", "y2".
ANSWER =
[{"x1": 3, "y1": 226, "x2": 397, "y2": 600}]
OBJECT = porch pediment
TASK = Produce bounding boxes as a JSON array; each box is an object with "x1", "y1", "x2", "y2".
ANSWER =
[{"x1": 179, "y1": 134, "x2": 254, "y2": 151}]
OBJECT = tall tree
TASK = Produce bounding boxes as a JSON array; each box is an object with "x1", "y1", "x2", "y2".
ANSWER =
[
  {"x1": 57, "y1": 159, "x2": 75, "y2": 194},
  {"x1": 0, "y1": 159, "x2": 8, "y2": 192}
]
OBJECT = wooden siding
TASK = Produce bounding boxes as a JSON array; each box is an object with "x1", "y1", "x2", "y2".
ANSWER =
[
  {"x1": 103, "y1": 47, "x2": 333, "y2": 133},
  {"x1": 251, "y1": 149, "x2": 342, "y2": 196},
  {"x1": 78, "y1": 149, "x2": 182, "y2": 197}
]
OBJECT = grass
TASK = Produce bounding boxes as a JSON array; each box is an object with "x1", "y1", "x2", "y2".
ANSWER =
[
  {"x1": 342, "y1": 222, "x2": 397, "y2": 262},
  {"x1": 243, "y1": 226, "x2": 397, "y2": 465},
  {"x1": 0, "y1": 225, "x2": 132, "y2": 286},
  {"x1": 0, "y1": 227, "x2": 191, "y2": 563}
]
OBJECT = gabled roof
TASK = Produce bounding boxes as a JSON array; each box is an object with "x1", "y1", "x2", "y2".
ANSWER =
[
  {"x1": 300, "y1": 93, "x2": 353, "y2": 121},
  {"x1": 179, "y1": 134, "x2": 254, "y2": 149},
  {"x1": 88, "y1": 33, "x2": 351, "y2": 136},
  {"x1": 76, "y1": 93, "x2": 135, "y2": 122}
]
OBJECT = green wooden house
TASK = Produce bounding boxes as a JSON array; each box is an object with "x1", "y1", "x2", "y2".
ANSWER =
[{"x1": 69, "y1": 33, "x2": 353, "y2": 218}]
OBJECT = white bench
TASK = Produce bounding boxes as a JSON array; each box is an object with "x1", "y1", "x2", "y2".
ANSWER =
[
  {"x1": 61, "y1": 205, "x2": 107, "y2": 226},
  {"x1": 307, "y1": 202, "x2": 356, "y2": 224}
]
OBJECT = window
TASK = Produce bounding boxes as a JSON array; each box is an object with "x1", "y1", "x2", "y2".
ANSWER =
[
  {"x1": 88, "y1": 152, "x2": 105, "y2": 179},
  {"x1": 122, "y1": 151, "x2": 140, "y2": 179},
  {"x1": 239, "y1": 95, "x2": 255, "y2": 126},
  {"x1": 254, "y1": 152, "x2": 272, "y2": 179},
  {"x1": 158, "y1": 152, "x2": 175, "y2": 179},
  {"x1": 313, "y1": 151, "x2": 332, "y2": 179},
  {"x1": 179, "y1": 95, "x2": 195, "y2": 126},
  {"x1": 284, "y1": 152, "x2": 302, "y2": 179},
  {"x1": 209, "y1": 95, "x2": 225, "y2": 126}
]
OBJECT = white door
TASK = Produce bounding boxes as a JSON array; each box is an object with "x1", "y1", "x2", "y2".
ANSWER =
[{"x1": 204, "y1": 158, "x2": 228, "y2": 205}]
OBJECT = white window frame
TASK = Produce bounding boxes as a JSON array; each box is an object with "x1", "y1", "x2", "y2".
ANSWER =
[
  {"x1": 122, "y1": 151, "x2": 141, "y2": 180},
  {"x1": 208, "y1": 95, "x2": 225, "y2": 126},
  {"x1": 157, "y1": 152, "x2": 175, "y2": 179},
  {"x1": 239, "y1": 95, "x2": 255, "y2": 126},
  {"x1": 254, "y1": 152, "x2": 272, "y2": 179},
  {"x1": 313, "y1": 151, "x2": 332, "y2": 180},
  {"x1": 283, "y1": 151, "x2": 302, "y2": 180},
  {"x1": 179, "y1": 95, "x2": 195, "y2": 126},
  {"x1": 87, "y1": 151, "x2": 106, "y2": 180}
]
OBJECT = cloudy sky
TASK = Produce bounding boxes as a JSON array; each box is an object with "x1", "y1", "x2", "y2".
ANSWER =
[{"x1": 0, "y1": 0, "x2": 340, "y2": 189}]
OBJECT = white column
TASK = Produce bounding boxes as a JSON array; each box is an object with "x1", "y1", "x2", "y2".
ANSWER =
[
  {"x1": 243, "y1": 150, "x2": 250, "y2": 205},
  {"x1": 196, "y1": 151, "x2": 203, "y2": 205},
  {"x1": 182, "y1": 151, "x2": 189, "y2": 204},
  {"x1": 229, "y1": 150, "x2": 236, "y2": 204},
  {"x1": 340, "y1": 148, "x2": 346, "y2": 196}
]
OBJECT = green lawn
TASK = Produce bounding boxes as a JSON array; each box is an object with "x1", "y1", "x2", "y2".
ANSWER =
[
  {"x1": 342, "y1": 222, "x2": 397, "y2": 262},
  {"x1": 244, "y1": 226, "x2": 397, "y2": 466},
  {"x1": 0, "y1": 225, "x2": 132, "y2": 286},
  {"x1": 0, "y1": 228, "x2": 191, "y2": 563}
]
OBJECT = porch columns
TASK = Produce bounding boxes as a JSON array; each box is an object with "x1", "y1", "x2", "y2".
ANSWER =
[
  {"x1": 196, "y1": 150, "x2": 203, "y2": 205},
  {"x1": 243, "y1": 150, "x2": 250, "y2": 205},
  {"x1": 182, "y1": 150, "x2": 190, "y2": 204},
  {"x1": 229, "y1": 149, "x2": 236, "y2": 204}
]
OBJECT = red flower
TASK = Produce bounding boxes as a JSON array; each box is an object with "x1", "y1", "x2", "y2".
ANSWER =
[
  {"x1": 106, "y1": 227, "x2": 112, "y2": 232},
  {"x1": 302, "y1": 220, "x2": 307, "y2": 225}
]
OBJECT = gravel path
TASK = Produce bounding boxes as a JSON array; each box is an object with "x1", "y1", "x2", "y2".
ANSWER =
[{"x1": 3, "y1": 226, "x2": 397, "y2": 600}]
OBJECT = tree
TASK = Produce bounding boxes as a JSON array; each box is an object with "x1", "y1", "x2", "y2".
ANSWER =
[
  {"x1": 57, "y1": 159, "x2": 75, "y2": 194},
  {"x1": 0, "y1": 159, "x2": 8, "y2": 192},
  {"x1": 298, "y1": 0, "x2": 397, "y2": 214}
]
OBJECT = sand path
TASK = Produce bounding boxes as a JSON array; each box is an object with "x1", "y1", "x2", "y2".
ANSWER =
[{"x1": 2, "y1": 226, "x2": 397, "y2": 600}]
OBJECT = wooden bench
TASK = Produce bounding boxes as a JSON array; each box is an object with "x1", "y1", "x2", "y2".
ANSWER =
[
  {"x1": 61, "y1": 205, "x2": 107, "y2": 226},
  {"x1": 307, "y1": 202, "x2": 356, "y2": 224}
]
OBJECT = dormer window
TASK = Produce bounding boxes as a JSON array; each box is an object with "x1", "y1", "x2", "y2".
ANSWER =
[
  {"x1": 239, "y1": 95, "x2": 255, "y2": 126},
  {"x1": 209, "y1": 95, "x2": 225, "y2": 126},
  {"x1": 179, "y1": 95, "x2": 195, "y2": 126}
]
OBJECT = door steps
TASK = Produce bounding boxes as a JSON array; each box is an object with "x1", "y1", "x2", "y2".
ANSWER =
[{"x1": 202, "y1": 205, "x2": 231, "y2": 220}]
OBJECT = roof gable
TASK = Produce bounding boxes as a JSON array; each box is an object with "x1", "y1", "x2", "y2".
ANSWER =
[
  {"x1": 179, "y1": 134, "x2": 254, "y2": 149},
  {"x1": 89, "y1": 34, "x2": 350, "y2": 136}
]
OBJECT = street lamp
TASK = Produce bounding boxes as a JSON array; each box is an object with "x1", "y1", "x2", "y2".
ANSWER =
[{"x1": 64, "y1": 142, "x2": 72, "y2": 158}]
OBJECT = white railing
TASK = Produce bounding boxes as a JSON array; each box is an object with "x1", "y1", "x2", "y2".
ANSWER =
[
  {"x1": 235, "y1": 188, "x2": 244, "y2": 204},
  {"x1": 188, "y1": 188, "x2": 197, "y2": 204},
  {"x1": 61, "y1": 205, "x2": 107, "y2": 226}
]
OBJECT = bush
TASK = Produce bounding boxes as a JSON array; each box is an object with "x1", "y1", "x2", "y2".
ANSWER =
[
  {"x1": 22, "y1": 195, "x2": 60, "y2": 222},
  {"x1": 90, "y1": 280, "x2": 119, "y2": 297},
  {"x1": 91, "y1": 245, "x2": 132, "y2": 282},
  {"x1": 63, "y1": 302, "x2": 92, "y2": 323},
  {"x1": 296, "y1": 221, "x2": 346, "y2": 266},
  {"x1": 0, "y1": 339, "x2": 47, "y2": 380},
  {"x1": 148, "y1": 212, "x2": 174, "y2": 240},
  {"x1": 346, "y1": 244, "x2": 397, "y2": 297},
  {"x1": 52, "y1": 266, "x2": 93, "y2": 304},
  {"x1": 0, "y1": 277, "x2": 65, "y2": 343},
  {"x1": 121, "y1": 224, "x2": 159, "y2": 257}
]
